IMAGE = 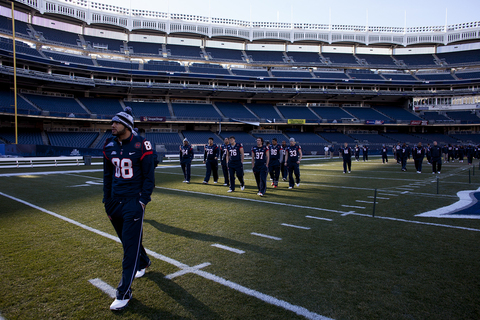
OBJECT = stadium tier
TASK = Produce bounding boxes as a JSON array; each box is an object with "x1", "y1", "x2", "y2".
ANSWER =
[
  {"x1": 317, "y1": 132, "x2": 356, "y2": 144},
  {"x1": 246, "y1": 104, "x2": 281, "y2": 121},
  {"x1": 215, "y1": 102, "x2": 258, "y2": 120},
  {"x1": 0, "y1": 128, "x2": 43, "y2": 145},
  {"x1": 124, "y1": 101, "x2": 171, "y2": 118},
  {"x1": 171, "y1": 103, "x2": 221, "y2": 120},
  {"x1": 23, "y1": 94, "x2": 88, "y2": 118},
  {"x1": 310, "y1": 107, "x2": 355, "y2": 122},
  {"x1": 245, "y1": 50, "x2": 285, "y2": 63},
  {"x1": 46, "y1": 131, "x2": 99, "y2": 148},
  {"x1": 31, "y1": 25, "x2": 80, "y2": 46},
  {"x1": 205, "y1": 47, "x2": 244, "y2": 61},
  {"x1": 277, "y1": 106, "x2": 319, "y2": 121},
  {"x1": 343, "y1": 107, "x2": 392, "y2": 122},
  {"x1": 78, "y1": 98, "x2": 123, "y2": 117},
  {"x1": 420, "y1": 112, "x2": 453, "y2": 122},
  {"x1": 182, "y1": 131, "x2": 222, "y2": 145},
  {"x1": 43, "y1": 51, "x2": 94, "y2": 66},
  {"x1": 189, "y1": 63, "x2": 231, "y2": 75},
  {"x1": 373, "y1": 106, "x2": 422, "y2": 121},
  {"x1": 0, "y1": 90, "x2": 39, "y2": 115}
]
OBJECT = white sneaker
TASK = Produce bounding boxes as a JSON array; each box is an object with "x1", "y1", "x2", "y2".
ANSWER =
[
  {"x1": 202, "y1": 181, "x2": 208, "y2": 184},
  {"x1": 135, "y1": 268, "x2": 146, "y2": 279},
  {"x1": 437, "y1": 172, "x2": 440, "y2": 174},
  {"x1": 214, "y1": 181, "x2": 218, "y2": 184},
  {"x1": 223, "y1": 183, "x2": 228, "y2": 186},
  {"x1": 417, "y1": 171, "x2": 421, "y2": 173},
  {"x1": 110, "y1": 298, "x2": 130, "y2": 310},
  {"x1": 183, "y1": 180, "x2": 187, "y2": 183},
  {"x1": 296, "y1": 183, "x2": 300, "y2": 187},
  {"x1": 288, "y1": 186, "x2": 293, "y2": 189},
  {"x1": 227, "y1": 189, "x2": 233, "y2": 193},
  {"x1": 348, "y1": 171, "x2": 351, "y2": 173},
  {"x1": 259, "y1": 193, "x2": 264, "y2": 197},
  {"x1": 257, "y1": 192, "x2": 261, "y2": 195},
  {"x1": 241, "y1": 185, "x2": 245, "y2": 191}
]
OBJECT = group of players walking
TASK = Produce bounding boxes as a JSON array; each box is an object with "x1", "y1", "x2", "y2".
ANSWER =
[{"x1": 179, "y1": 136, "x2": 302, "y2": 196}]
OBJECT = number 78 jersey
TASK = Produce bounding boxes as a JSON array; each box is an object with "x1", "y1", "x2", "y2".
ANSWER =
[{"x1": 103, "y1": 134, "x2": 155, "y2": 204}]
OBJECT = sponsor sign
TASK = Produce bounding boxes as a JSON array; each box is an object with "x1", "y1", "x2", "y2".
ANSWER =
[
  {"x1": 410, "y1": 120, "x2": 428, "y2": 125},
  {"x1": 365, "y1": 120, "x2": 384, "y2": 125},
  {"x1": 287, "y1": 119, "x2": 306, "y2": 124},
  {"x1": 140, "y1": 116, "x2": 166, "y2": 122}
]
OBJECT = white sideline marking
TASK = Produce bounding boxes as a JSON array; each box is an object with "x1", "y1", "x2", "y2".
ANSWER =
[
  {"x1": 341, "y1": 205, "x2": 366, "y2": 209},
  {"x1": 305, "y1": 216, "x2": 333, "y2": 222},
  {"x1": 89, "y1": 278, "x2": 116, "y2": 298},
  {"x1": 344, "y1": 212, "x2": 480, "y2": 232},
  {"x1": 0, "y1": 192, "x2": 331, "y2": 320},
  {"x1": 396, "y1": 188, "x2": 413, "y2": 191},
  {"x1": 251, "y1": 232, "x2": 282, "y2": 241},
  {"x1": 156, "y1": 186, "x2": 351, "y2": 215},
  {"x1": 166, "y1": 263, "x2": 211, "y2": 279},
  {"x1": 211, "y1": 244, "x2": 245, "y2": 254},
  {"x1": 356, "y1": 200, "x2": 378, "y2": 204},
  {"x1": 378, "y1": 193, "x2": 399, "y2": 197},
  {"x1": 368, "y1": 196, "x2": 389, "y2": 200},
  {"x1": 281, "y1": 223, "x2": 311, "y2": 230}
]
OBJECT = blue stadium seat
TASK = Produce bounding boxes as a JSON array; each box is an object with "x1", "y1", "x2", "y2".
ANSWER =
[
  {"x1": 343, "y1": 107, "x2": 391, "y2": 122},
  {"x1": 23, "y1": 94, "x2": 88, "y2": 117},
  {"x1": 78, "y1": 98, "x2": 123, "y2": 117},
  {"x1": 246, "y1": 104, "x2": 281, "y2": 121},
  {"x1": 32, "y1": 25, "x2": 80, "y2": 46},
  {"x1": 124, "y1": 101, "x2": 171, "y2": 118},
  {"x1": 310, "y1": 107, "x2": 355, "y2": 122},
  {"x1": 0, "y1": 90, "x2": 40, "y2": 115},
  {"x1": 182, "y1": 131, "x2": 222, "y2": 145},
  {"x1": 47, "y1": 131, "x2": 99, "y2": 148},
  {"x1": 215, "y1": 102, "x2": 257, "y2": 120},
  {"x1": 373, "y1": 106, "x2": 422, "y2": 121},
  {"x1": 172, "y1": 103, "x2": 221, "y2": 120},
  {"x1": 0, "y1": 128, "x2": 44, "y2": 145},
  {"x1": 277, "y1": 106, "x2": 319, "y2": 121},
  {"x1": 205, "y1": 47, "x2": 243, "y2": 61}
]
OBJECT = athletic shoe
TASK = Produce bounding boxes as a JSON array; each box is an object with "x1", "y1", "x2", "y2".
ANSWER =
[
  {"x1": 288, "y1": 186, "x2": 293, "y2": 189},
  {"x1": 282, "y1": 178, "x2": 287, "y2": 181},
  {"x1": 437, "y1": 171, "x2": 441, "y2": 174},
  {"x1": 223, "y1": 183, "x2": 228, "y2": 186},
  {"x1": 343, "y1": 172, "x2": 346, "y2": 174},
  {"x1": 135, "y1": 261, "x2": 151, "y2": 278},
  {"x1": 183, "y1": 180, "x2": 187, "y2": 183},
  {"x1": 271, "y1": 182, "x2": 274, "y2": 186},
  {"x1": 186, "y1": 181, "x2": 190, "y2": 184},
  {"x1": 296, "y1": 183, "x2": 300, "y2": 187},
  {"x1": 227, "y1": 189, "x2": 233, "y2": 193},
  {"x1": 259, "y1": 193, "x2": 264, "y2": 197},
  {"x1": 432, "y1": 172, "x2": 435, "y2": 174},
  {"x1": 417, "y1": 171, "x2": 421, "y2": 173},
  {"x1": 241, "y1": 185, "x2": 245, "y2": 191},
  {"x1": 348, "y1": 171, "x2": 351, "y2": 173},
  {"x1": 257, "y1": 192, "x2": 261, "y2": 195},
  {"x1": 273, "y1": 185, "x2": 277, "y2": 188},
  {"x1": 214, "y1": 181, "x2": 218, "y2": 184},
  {"x1": 110, "y1": 298, "x2": 130, "y2": 311},
  {"x1": 202, "y1": 181, "x2": 208, "y2": 184}
]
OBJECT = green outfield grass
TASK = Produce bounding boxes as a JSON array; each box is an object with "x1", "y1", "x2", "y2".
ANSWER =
[{"x1": 1, "y1": 156, "x2": 480, "y2": 320}]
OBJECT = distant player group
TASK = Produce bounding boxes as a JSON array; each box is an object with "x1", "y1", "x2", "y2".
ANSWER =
[
  {"x1": 179, "y1": 136, "x2": 302, "y2": 196},
  {"x1": 340, "y1": 141, "x2": 479, "y2": 175}
]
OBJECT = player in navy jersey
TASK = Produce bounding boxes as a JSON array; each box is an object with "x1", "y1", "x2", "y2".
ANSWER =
[
  {"x1": 252, "y1": 137, "x2": 270, "y2": 196},
  {"x1": 280, "y1": 140, "x2": 288, "y2": 181},
  {"x1": 220, "y1": 137, "x2": 230, "y2": 186},
  {"x1": 412, "y1": 142, "x2": 425, "y2": 173},
  {"x1": 430, "y1": 141, "x2": 442, "y2": 174},
  {"x1": 226, "y1": 136, "x2": 245, "y2": 192},
  {"x1": 269, "y1": 138, "x2": 282, "y2": 188},
  {"x1": 362, "y1": 145, "x2": 369, "y2": 161},
  {"x1": 103, "y1": 108, "x2": 155, "y2": 311},
  {"x1": 354, "y1": 144, "x2": 360, "y2": 161},
  {"x1": 284, "y1": 137, "x2": 302, "y2": 189},
  {"x1": 381, "y1": 144, "x2": 388, "y2": 164},
  {"x1": 203, "y1": 137, "x2": 219, "y2": 184},
  {"x1": 340, "y1": 142, "x2": 352, "y2": 173},
  {"x1": 179, "y1": 138, "x2": 194, "y2": 183}
]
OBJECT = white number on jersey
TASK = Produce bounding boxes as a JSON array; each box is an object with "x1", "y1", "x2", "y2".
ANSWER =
[{"x1": 112, "y1": 158, "x2": 133, "y2": 179}]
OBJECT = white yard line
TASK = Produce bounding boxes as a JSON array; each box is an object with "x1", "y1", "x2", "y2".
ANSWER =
[
  {"x1": 251, "y1": 232, "x2": 282, "y2": 241},
  {"x1": 281, "y1": 223, "x2": 311, "y2": 230},
  {"x1": 0, "y1": 191, "x2": 332, "y2": 320},
  {"x1": 211, "y1": 244, "x2": 245, "y2": 254},
  {"x1": 305, "y1": 216, "x2": 333, "y2": 222}
]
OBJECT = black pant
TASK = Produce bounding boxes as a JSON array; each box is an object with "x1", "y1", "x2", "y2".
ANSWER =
[
  {"x1": 253, "y1": 165, "x2": 268, "y2": 194},
  {"x1": 105, "y1": 197, "x2": 150, "y2": 300},
  {"x1": 269, "y1": 163, "x2": 281, "y2": 186},
  {"x1": 181, "y1": 161, "x2": 191, "y2": 182},
  {"x1": 287, "y1": 162, "x2": 300, "y2": 187},
  {"x1": 204, "y1": 159, "x2": 218, "y2": 183},
  {"x1": 228, "y1": 162, "x2": 244, "y2": 191},
  {"x1": 382, "y1": 154, "x2": 388, "y2": 163},
  {"x1": 280, "y1": 162, "x2": 287, "y2": 180},
  {"x1": 221, "y1": 161, "x2": 229, "y2": 185},
  {"x1": 432, "y1": 159, "x2": 442, "y2": 173},
  {"x1": 343, "y1": 158, "x2": 351, "y2": 172}
]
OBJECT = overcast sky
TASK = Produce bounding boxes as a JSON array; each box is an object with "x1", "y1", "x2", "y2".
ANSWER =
[{"x1": 104, "y1": 0, "x2": 479, "y2": 28}]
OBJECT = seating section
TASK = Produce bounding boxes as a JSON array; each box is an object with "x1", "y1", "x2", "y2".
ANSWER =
[
  {"x1": 416, "y1": 73, "x2": 455, "y2": 81},
  {"x1": 231, "y1": 68, "x2": 270, "y2": 77},
  {"x1": 205, "y1": 47, "x2": 243, "y2": 61},
  {"x1": 166, "y1": 44, "x2": 202, "y2": 58},
  {"x1": 96, "y1": 59, "x2": 139, "y2": 70},
  {"x1": 247, "y1": 104, "x2": 280, "y2": 120},
  {"x1": 84, "y1": 35, "x2": 124, "y2": 51},
  {"x1": 47, "y1": 131, "x2": 99, "y2": 148},
  {"x1": 79, "y1": 98, "x2": 123, "y2": 117},
  {"x1": 0, "y1": 90, "x2": 39, "y2": 115},
  {"x1": 94, "y1": 130, "x2": 113, "y2": 149},
  {"x1": 343, "y1": 107, "x2": 391, "y2": 122},
  {"x1": 317, "y1": 132, "x2": 356, "y2": 144},
  {"x1": 284, "y1": 132, "x2": 329, "y2": 144},
  {"x1": 288, "y1": 52, "x2": 321, "y2": 63},
  {"x1": 215, "y1": 102, "x2": 257, "y2": 120},
  {"x1": 271, "y1": 69, "x2": 312, "y2": 78},
  {"x1": 449, "y1": 134, "x2": 480, "y2": 144},
  {"x1": 311, "y1": 107, "x2": 355, "y2": 122},
  {"x1": 321, "y1": 53, "x2": 357, "y2": 64},
  {"x1": 373, "y1": 106, "x2": 422, "y2": 121},
  {"x1": 182, "y1": 131, "x2": 222, "y2": 145},
  {"x1": 437, "y1": 50, "x2": 480, "y2": 65},
  {"x1": 252, "y1": 133, "x2": 288, "y2": 144},
  {"x1": 0, "y1": 38, "x2": 43, "y2": 57},
  {"x1": 381, "y1": 73, "x2": 417, "y2": 81},
  {"x1": 144, "y1": 61, "x2": 186, "y2": 72},
  {"x1": 23, "y1": 94, "x2": 87, "y2": 117},
  {"x1": 356, "y1": 54, "x2": 395, "y2": 66},
  {"x1": 394, "y1": 54, "x2": 436, "y2": 66},
  {"x1": 413, "y1": 133, "x2": 458, "y2": 144},
  {"x1": 43, "y1": 51, "x2": 94, "y2": 65},
  {"x1": 446, "y1": 111, "x2": 480, "y2": 123},
  {"x1": 277, "y1": 106, "x2": 319, "y2": 120},
  {"x1": 128, "y1": 42, "x2": 162, "y2": 55},
  {"x1": 0, "y1": 128, "x2": 43, "y2": 145},
  {"x1": 124, "y1": 101, "x2": 171, "y2": 118},
  {"x1": 189, "y1": 63, "x2": 231, "y2": 75},
  {"x1": 420, "y1": 112, "x2": 453, "y2": 122},
  {"x1": 246, "y1": 50, "x2": 285, "y2": 62},
  {"x1": 313, "y1": 71, "x2": 349, "y2": 80},
  {"x1": 455, "y1": 72, "x2": 480, "y2": 80},
  {"x1": 0, "y1": 16, "x2": 31, "y2": 36},
  {"x1": 349, "y1": 133, "x2": 396, "y2": 145},
  {"x1": 172, "y1": 103, "x2": 221, "y2": 119},
  {"x1": 32, "y1": 25, "x2": 80, "y2": 46},
  {"x1": 348, "y1": 70, "x2": 383, "y2": 80},
  {"x1": 145, "y1": 132, "x2": 183, "y2": 151}
]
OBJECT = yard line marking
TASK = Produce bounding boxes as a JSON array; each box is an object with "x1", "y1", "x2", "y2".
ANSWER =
[
  {"x1": 344, "y1": 212, "x2": 480, "y2": 232},
  {"x1": 251, "y1": 232, "x2": 282, "y2": 241},
  {"x1": 378, "y1": 193, "x2": 399, "y2": 197},
  {"x1": 211, "y1": 244, "x2": 245, "y2": 254},
  {"x1": 0, "y1": 191, "x2": 331, "y2": 320},
  {"x1": 88, "y1": 278, "x2": 116, "y2": 298},
  {"x1": 341, "y1": 205, "x2": 366, "y2": 209},
  {"x1": 396, "y1": 188, "x2": 413, "y2": 191},
  {"x1": 368, "y1": 196, "x2": 389, "y2": 200},
  {"x1": 281, "y1": 223, "x2": 311, "y2": 230},
  {"x1": 165, "y1": 263, "x2": 211, "y2": 280},
  {"x1": 305, "y1": 216, "x2": 333, "y2": 222},
  {"x1": 356, "y1": 200, "x2": 378, "y2": 204},
  {"x1": 194, "y1": 270, "x2": 334, "y2": 320},
  {"x1": 156, "y1": 186, "x2": 352, "y2": 215}
]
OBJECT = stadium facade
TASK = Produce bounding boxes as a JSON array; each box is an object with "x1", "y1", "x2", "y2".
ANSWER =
[{"x1": 0, "y1": 0, "x2": 480, "y2": 156}]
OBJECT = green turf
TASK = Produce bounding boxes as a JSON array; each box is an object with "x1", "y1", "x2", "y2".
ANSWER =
[{"x1": 1, "y1": 157, "x2": 480, "y2": 319}]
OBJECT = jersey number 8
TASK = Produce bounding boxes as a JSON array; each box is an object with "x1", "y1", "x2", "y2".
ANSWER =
[{"x1": 112, "y1": 158, "x2": 133, "y2": 179}]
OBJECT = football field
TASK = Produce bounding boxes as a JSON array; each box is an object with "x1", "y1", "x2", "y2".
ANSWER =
[{"x1": 1, "y1": 156, "x2": 480, "y2": 320}]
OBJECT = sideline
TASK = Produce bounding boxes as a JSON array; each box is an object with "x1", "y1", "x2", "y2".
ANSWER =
[{"x1": 0, "y1": 191, "x2": 333, "y2": 320}]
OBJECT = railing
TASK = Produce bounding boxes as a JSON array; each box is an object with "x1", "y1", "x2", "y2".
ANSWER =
[{"x1": 0, "y1": 156, "x2": 88, "y2": 168}]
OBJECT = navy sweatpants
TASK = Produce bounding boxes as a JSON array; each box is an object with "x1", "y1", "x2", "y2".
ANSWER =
[{"x1": 105, "y1": 197, "x2": 150, "y2": 300}]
